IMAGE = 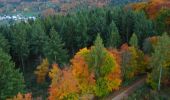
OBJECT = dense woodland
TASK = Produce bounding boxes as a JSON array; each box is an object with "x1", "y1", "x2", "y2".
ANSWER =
[
  {"x1": 0, "y1": 0, "x2": 144, "y2": 16},
  {"x1": 0, "y1": 0, "x2": 170, "y2": 100}
]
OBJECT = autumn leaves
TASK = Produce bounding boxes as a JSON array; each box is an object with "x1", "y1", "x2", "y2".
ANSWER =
[{"x1": 34, "y1": 35, "x2": 122, "y2": 99}]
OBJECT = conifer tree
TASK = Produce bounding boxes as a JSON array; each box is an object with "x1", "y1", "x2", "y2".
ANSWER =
[
  {"x1": 44, "y1": 27, "x2": 68, "y2": 65},
  {"x1": 0, "y1": 33, "x2": 10, "y2": 53},
  {"x1": 107, "y1": 21, "x2": 121, "y2": 48},
  {"x1": 11, "y1": 25, "x2": 29, "y2": 72},
  {"x1": 129, "y1": 33, "x2": 138, "y2": 48},
  {"x1": 0, "y1": 49, "x2": 25, "y2": 100},
  {"x1": 134, "y1": 11, "x2": 154, "y2": 43},
  {"x1": 88, "y1": 34, "x2": 107, "y2": 78},
  {"x1": 29, "y1": 20, "x2": 48, "y2": 59}
]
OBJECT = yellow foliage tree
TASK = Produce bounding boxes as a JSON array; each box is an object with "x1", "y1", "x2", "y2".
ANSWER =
[
  {"x1": 121, "y1": 44, "x2": 147, "y2": 80},
  {"x1": 34, "y1": 58, "x2": 49, "y2": 83},
  {"x1": 7, "y1": 93, "x2": 32, "y2": 100},
  {"x1": 71, "y1": 48, "x2": 96, "y2": 94}
]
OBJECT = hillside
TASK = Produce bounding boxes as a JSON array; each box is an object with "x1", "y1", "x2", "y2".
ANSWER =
[
  {"x1": 131, "y1": 0, "x2": 170, "y2": 19},
  {"x1": 0, "y1": 0, "x2": 170, "y2": 99},
  {"x1": 0, "y1": 0, "x2": 145, "y2": 16}
]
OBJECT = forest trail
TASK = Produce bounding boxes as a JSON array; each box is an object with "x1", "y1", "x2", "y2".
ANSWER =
[{"x1": 105, "y1": 76, "x2": 146, "y2": 100}]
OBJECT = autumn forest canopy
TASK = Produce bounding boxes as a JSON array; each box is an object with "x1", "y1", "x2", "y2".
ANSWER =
[{"x1": 0, "y1": 0, "x2": 170, "y2": 100}]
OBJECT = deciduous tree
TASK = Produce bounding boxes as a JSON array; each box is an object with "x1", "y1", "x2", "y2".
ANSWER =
[
  {"x1": 147, "y1": 33, "x2": 170, "y2": 91},
  {"x1": 71, "y1": 48, "x2": 95, "y2": 94},
  {"x1": 34, "y1": 58, "x2": 49, "y2": 83},
  {"x1": 8, "y1": 93, "x2": 32, "y2": 100},
  {"x1": 88, "y1": 34, "x2": 121, "y2": 97},
  {"x1": 48, "y1": 64, "x2": 79, "y2": 100}
]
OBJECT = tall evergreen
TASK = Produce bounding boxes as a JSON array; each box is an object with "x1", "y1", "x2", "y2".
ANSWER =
[
  {"x1": 11, "y1": 24, "x2": 29, "y2": 72},
  {"x1": 43, "y1": 27, "x2": 68, "y2": 65},
  {"x1": 0, "y1": 49, "x2": 25, "y2": 100},
  {"x1": 0, "y1": 33, "x2": 10, "y2": 53},
  {"x1": 29, "y1": 21, "x2": 48, "y2": 59},
  {"x1": 88, "y1": 34, "x2": 107, "y2": 77},
  {"x1": 129, "y1": 33, "x2": 138, "y2": 48},
  {"x1": 134, "y1": 11, "x2": 154, "y2": 44},
  {"x1": 107, "y1": 21, "x2": 121, "y2": 48},
  {"x1": 122, "y1": 10, "x2": 135, "y2": 43}
]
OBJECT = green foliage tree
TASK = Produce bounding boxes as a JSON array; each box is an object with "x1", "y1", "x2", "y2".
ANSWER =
[
  {"x1": 88, "y1": 34, "x2": 107, "y2": 78},
  {"x1": 29, "y1": 20, "x2": 48, "y2": 60},
  {"x1": 11, "y1": 24, "x2": 29, "y2": 72},
  {"x1": 155, "y1": 9, "x2": 170, "y2": 35},
  {"x1": 129, "y1": 33, "x2": 138, "y2": 48},
  {"x1": 147, "y1": 33, "x2": 170, "y2": 91},
  {"x1": 43, "y1": 27, "x2": 68, "y2": 65},
  {"x1": 107, "y1": 21, "x2": 121, "y2": 48},
  {"x1": 0, "y1": 33, "x2": 10, "y2": 53},
  {"x1": 0, "y1": 49, "x2": 25, "y2": 100},
  {"x1": 88, "y1": 34, "x2": 121, "y2": 97},
  {"x1": 122, "y1": 10, "x2": 135, "y2": 43},
  {"x1": 134, "y1": 11, "x2": 154, "y2": 44},
  {"x1": 143, "y1": 38, "x2": 153, "y2": 55},
  {"x1": 121, "y1": 45, "x2": 138, "y2": 80}
]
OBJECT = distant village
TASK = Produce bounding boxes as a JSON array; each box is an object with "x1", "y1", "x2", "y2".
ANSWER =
[{"x1": 0, "y1": 14, "x2": 36, "y2": 22}]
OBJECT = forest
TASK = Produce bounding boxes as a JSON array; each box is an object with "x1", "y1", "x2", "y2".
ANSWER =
[
  {"x1": 0, "y1": 0, "x2": 144, "y2": 17},
  {"x1": 0, "y1": 0, "x2": 170, "y2": 100}
]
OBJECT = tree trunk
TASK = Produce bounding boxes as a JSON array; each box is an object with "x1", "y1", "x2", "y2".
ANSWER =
[
  {"x1": 39, "y1": 55, "x2": 42, "y2": 63},
  {"x1": 158, "y1": 64, "x2": 162, "y2": 91},
  {"x1": 21, "y1": 56, "x2": 25, "y2": 74}
]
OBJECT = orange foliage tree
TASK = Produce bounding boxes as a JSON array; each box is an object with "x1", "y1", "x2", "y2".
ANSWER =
[
  {"x1": 48, "y1": 64, "x2": 79, "y2": 100},
  {"x1": 130, "y1": 2, "x2": 147, "y2": 11},
  {"x1": 71, "y1": 48, "x2": 96, "y2": 95},
  {"x1": 48, "y1": 35, "x2": 122, "y2": 98},
  {"x1": 120, "y1": 43, "x2": 147, "y2": 80},
  {"x1": 121, "y1": 44, "x2": 137, "y2": 80},
  {"x1": 7, "y1": 93, "x2": 32, "y2": 100},
  {"x1": 34, "y1": 58, "x2": 49, "y2": 83},
  {"x1": 86, "y1": 35, "x2": 122, "y2": 97},
  {"x1": 148, "y1": 36, "x2": 159, "y2": 46}
]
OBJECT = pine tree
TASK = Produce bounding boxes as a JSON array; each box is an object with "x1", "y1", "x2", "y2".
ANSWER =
[
  {"x1": 0, "y1": 49, "x2": 25, "y2": 100},
  {"x1": 129, "y1": 33, "x2": 138, "y2": 48},
  {"x1": 122, "y1": 10, "x2": 135, "y2": 43},
  {"x1": 88, "y1": 34, "x2": 107, "y2": 78},
  {"x1": 107, "y1": 21, "x2": 121, "y2": 48},
  {"x1": 0, "y1": 33, "x2": 10, "y2": 53},
  {"x1": 29, "y1": 20, "x2": 48, "y2": 59},
  {"x1": 44, "y1": 27, "x2": 68, "y2": 65},
  {"x1": 11, "y1": 24, "x2": 29, "y2": 72},
  {"x1": 134, "y1": 11, "x2": 154, "y2": 44}
]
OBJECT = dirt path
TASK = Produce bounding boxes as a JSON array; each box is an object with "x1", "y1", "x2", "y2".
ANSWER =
[{"x1": 105, "y1": 76, "x2": 146, "y2": 100}]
